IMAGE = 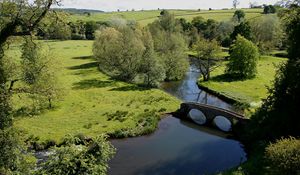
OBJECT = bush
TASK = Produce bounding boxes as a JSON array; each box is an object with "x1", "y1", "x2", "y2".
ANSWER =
[
  {"x1": 39, "y1": 135, "x2": 115, "y2": 175},
  {"x1": 265, "y1": 137, "x2": 300, "y2": 175},
  {"x1": 226, "y1": 35, "x2": 259, "y2": 79}
]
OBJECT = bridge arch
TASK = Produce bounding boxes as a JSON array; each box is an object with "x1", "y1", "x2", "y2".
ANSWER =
[{"x1": 174, "y1": 102, "x2": 249, "y2": 132}]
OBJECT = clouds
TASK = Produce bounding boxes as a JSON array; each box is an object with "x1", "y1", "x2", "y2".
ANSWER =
[{"x1": 56, "y1": 0, "x2": 278, "y2": 12}]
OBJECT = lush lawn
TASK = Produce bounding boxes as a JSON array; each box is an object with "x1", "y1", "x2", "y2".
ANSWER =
[
  {"x1": 69, "y1": 8, "x2": 264, "y2": 25},
  {"x1": 14, "y1": 40, "x2": 180, "y2": 144},
  {"x1": 199, "y1": 56, "x2": 287, "y2": 109}
]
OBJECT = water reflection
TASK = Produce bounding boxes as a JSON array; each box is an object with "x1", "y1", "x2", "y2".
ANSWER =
[
  {"x1": 160, "y1": 64, "x2": 234, "y2": 110},
  {"x1": 109, "y1": 117, "x2": 246, "y2": 175}
]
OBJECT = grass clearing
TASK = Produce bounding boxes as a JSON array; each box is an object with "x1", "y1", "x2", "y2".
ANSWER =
[
  {"x1": 199, "y1": 56, "x2": 287, "y2": 109},
  {"x1": 13, "y1": 40, "x2": 180, "y2": 144}
]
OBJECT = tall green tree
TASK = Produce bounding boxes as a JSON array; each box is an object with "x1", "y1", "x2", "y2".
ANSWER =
[
  {"x1": 93, "y1": 26, "x2": 145, "y2": 81},
  {"x1": 226, "y1": 35, "x2": 259, "y2": 79},
  {"x1": 230, "y1": 21, "x2": 252, "y2": 41}
]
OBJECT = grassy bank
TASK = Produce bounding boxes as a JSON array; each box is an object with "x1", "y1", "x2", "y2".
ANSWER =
[
  {"x1": 69, "y1": 8, "x2": 265, "y2": 25},
  {"x1": 198, "y1": 56, "x2": 287, "y2": 113},
  {"x1": 13, "y1": 40, "x2": 180, "y2": 144}
]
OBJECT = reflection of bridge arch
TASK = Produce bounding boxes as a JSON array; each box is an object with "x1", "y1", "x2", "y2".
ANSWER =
[{"x1": 174, "y1": 102, "x2": 249, "y2": 132}]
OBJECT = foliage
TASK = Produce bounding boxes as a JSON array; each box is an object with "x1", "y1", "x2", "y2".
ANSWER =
[
  {"x1": 226, "y1": 35, "x2": 259, "y2": 79},
  {"x1": 0, "y1": 128, "x2": 36, "y2": 175},
  {"x1": 265, "y1": 137, "x2": 300, "y2": 175},
  {"x1": 149, "y1": 11, "x2": 189, "y2": 81},
  {"x1": 280, "y1": 5, "x2": 300, "y2": 60},
  {"x1": 230, "y1": 21, "x2": 252, "y2": 41},
  {"x1": 250, "y1": 15, "x2": 283, "y2": 53},
  {"x1": 139, "y1": 29, "x2": 165, "y2": 87},
  {"x1": 39, "y1": 135, "x2": 116, "y2": 175},
  {"x1": 216, "y1": 21, "x2": 235, "y2": 47},
  {"x1": 263, "y1": 5, "x2": 277, "y2": 14},
  {"x1": 248, "y1": 4, "x2": 300, "y2": 141},
  {"x1": 85, "y1": 21, "x2": 98, "y2": 40},
  {"x1": 193, "y1": 38, "x2": 221, "y2": 81},
  {"x1": 93, "y1": 26, "x2": 145, "y2": 81},
  {"x1": 233, "y1": 10, "x2": 245, "y2": 23}
]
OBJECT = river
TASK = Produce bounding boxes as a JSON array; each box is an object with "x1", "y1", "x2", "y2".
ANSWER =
[{"x1": 108, "y1": 65, "x2": 247, "y2": 175}]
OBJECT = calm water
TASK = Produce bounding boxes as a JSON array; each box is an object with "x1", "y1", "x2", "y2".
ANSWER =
[{"x1": 108, "y1": 65, "x2": 247, "y2": 175}]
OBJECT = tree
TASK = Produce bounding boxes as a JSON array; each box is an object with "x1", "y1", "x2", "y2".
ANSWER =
[
  {"x1": 248, "y1": 4, "x2": 300, "y2": 141},
  {"x1": 149, "y1": 10, "x2": 189, "y2": 81},
  {"x1": 230, "y1": 21, "x2": 252, "y2": 41},
  {"x1": 250, "y1": 15, "x2": 283, "y2": 53},
  {"x1": 233, "y1": 10, "x2": 245, "y2": 23},
  {"x1": 233, "y1": 0, "x2": 240, "y2": 9},
  {"x1": 139, "y1": 29, "x2": 165, "y2": 87},
  {"x1": 263, "y1": 5, "x2": 277, "y2": 14},
  {"x1": 0, "y1": 1, "x2": 59, "y2": 173},
  {"x1": 193, "y1": 38, "x2": 221, "y2": 81},
  {"x1": 216, "y1": 21, "x2": 235, "y2": 47},
  {"x1": 93, "y1": 26, "x2": 145, "y2": 81},
  {"x1": 85, "y1": 21, "x2": 98, "y2": 40},
  {"x1": 226, "y1": 35, "x2": 259, "y2": 79}
]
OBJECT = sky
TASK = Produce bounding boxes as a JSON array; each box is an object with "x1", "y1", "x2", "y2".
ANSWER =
[{"x1": 55, "y1": 0, "x2": 279, "y2": 12}]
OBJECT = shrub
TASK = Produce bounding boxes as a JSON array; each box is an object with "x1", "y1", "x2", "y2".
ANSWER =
[
  {"x1": 39, "y1": 135, "x2": 115, "y2": 175},
  {"x1": 265, "y1": 137, "x2": 300, "y2": 175},
  {"x1": 226, "y1": 35, "x2": 259, "y2": 79}
]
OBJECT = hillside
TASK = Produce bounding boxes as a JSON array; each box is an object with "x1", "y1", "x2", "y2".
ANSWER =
[{"x1": 68, "y1": 8, "x2": 264, "y2": 25}]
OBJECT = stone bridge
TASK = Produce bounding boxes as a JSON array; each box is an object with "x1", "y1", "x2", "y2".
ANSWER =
[{"x1": 173, "y1": 102, "x2": 249, "y2": 132}]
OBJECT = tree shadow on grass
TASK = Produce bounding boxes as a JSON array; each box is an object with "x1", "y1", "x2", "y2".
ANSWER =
[
  {"x1": 72, "y1": 79, "x2": 117, "y2": 90},
  {"x1": 72, "y1": 55, "x2": 94, "y2": 60},
  {"x1": 109, "y1": 85, "x2": 151, "y2": 92},
  {"x1": 68, "y1": 62, "x2": 98, "y2": 70}
]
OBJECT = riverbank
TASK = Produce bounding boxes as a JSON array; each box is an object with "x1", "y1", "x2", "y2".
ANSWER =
[
  {"x1": 13, "y1": 40, "x2": 180, "y2": 147},
  {"x1": 198, "y1": 55, "x2": 287, "y2": 115}
]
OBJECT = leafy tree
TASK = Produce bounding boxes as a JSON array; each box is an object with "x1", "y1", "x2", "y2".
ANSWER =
[
  {"x1": 226, "y1": 35, "x2": 259, "y2": 79},
  {"x1": 139, "y1": 29, "x2": 165, "y2": 87},
  {"x1": 85, "y1": 21, "x2": 98, "y2": 40},
  {"x1": 250, "y1": 15, "x2": 283, "y2": 53},
  {"x1": 93, "y1": 26, "x2": 145, "y2": 81},
  {"x1": 46, "y1": 13, "x2": 71, "y2": 40},
  {"x1": 149, "y1": 10, "x2": 189, "y2": 81},
  {"x1": 216, "y1": 21, "x2": 235, "y2": 47},
  {"x1": 263, "y1": 5, "x2": 277, "y2": 14},
  {"x1": 162, "y1": 33, "x2": 189, "y2": 81},
  {"x1": 193, "y1": 38, "x2": 221, "y2": 81},
  {"x1": 191, "y1": 16, "x2": 207, "y2": 33},
  {"x1": 233, "y1": 10, "x2": 245, "y2": 23},
  {"x1": 230, "y1": 21, "x2": 252, "y2": 41}
]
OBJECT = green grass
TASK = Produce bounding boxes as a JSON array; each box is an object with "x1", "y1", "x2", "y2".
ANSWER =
[
  {"x1": 13, "y1": 40, "x2": 180, "y2": 143},
  {"x1": 69, "y1": 8, "x2": 265, "y2": 25},
  {"x1": 199, "y1": 56, "x2": 287, "y2": 109}
]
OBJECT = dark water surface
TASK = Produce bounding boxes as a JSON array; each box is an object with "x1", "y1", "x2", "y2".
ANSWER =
[{"x1": 108, "y1": 66, "x2": 247, "y2": 175}]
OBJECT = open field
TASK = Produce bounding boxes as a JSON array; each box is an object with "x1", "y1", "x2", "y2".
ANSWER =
[
  {"x1": 13, "y1": 40, "x2": 180, "y2": 143},
  {"x1": 199, "y1": 56, "x2": 287, "y2": 108},
  {"x1": 69, "y1": 8, "x2": 265, "y2": 25}
]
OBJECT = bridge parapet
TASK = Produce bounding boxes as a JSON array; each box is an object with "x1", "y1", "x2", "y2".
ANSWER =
[{"x1": 175, "y1": 102, "x2": 249, "y2": 132}]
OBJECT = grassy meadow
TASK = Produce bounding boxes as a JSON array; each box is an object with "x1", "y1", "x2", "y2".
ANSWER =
[
  {"x1": 13, "y1": 40, "x2": 180, "y2": 143},
  {"x1": 69, "y1": 8, "x2": 265, "y2": 25},
  {"x1": 199, "y1": 56, "x2": 287, "y2": 109}
]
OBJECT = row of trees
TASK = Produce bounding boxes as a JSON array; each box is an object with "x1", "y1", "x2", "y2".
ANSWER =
[
  {"x1": 36, "y1": 12, "x2": 107, "y2": 40},
  {"x1": 93, "y1": 11, "x2": 189, "y2": 86}
]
